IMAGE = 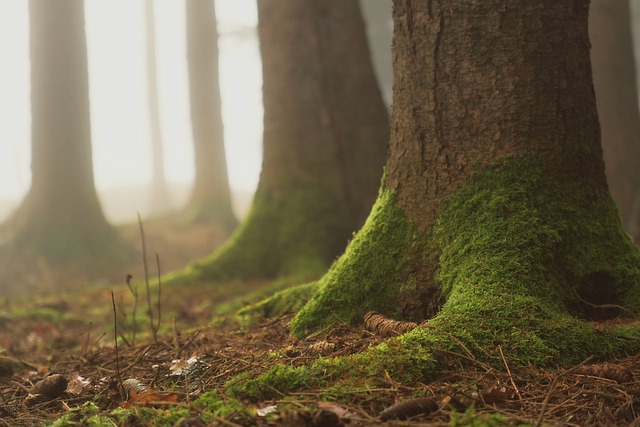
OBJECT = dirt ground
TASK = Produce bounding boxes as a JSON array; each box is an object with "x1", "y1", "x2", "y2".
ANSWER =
[{"x1": 0, "y1": 219, "x2": 639, "y2": 426}]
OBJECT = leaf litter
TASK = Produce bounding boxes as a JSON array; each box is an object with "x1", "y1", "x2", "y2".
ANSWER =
[{"x1": 0, "y1": 288, "x2": 639, "y2": 426}]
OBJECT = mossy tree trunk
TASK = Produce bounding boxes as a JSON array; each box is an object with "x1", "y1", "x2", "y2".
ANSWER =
[
  {"x1": 144, "y1": 0, "x2": 174, "y2": 218},
  {"x1": 0, "y1": 0, "x2": 129, "y2": 276},
  {"x1": 184, "y1": 0, "x2": 237, "y2": 232},
  {"x1": 289, "y1": 0, "x2": 640, "y2": 365},
  {"x1": 188, "y1": 0, "x2": 389, "y2": 282},
  {"x1": 590, "y1": 0, "x2": 640, "y2": 244}
]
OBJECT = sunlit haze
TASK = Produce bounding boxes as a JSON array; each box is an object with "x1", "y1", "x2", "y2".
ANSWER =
[{"x1": 0, "y1": 1, "x2": 262, "y2": 220}]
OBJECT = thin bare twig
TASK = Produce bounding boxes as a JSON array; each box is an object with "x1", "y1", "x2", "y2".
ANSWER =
[
  {"x1": 111, "y1": 291, "x2": 125, "y2": 400},
  {"x1": 498, "y1": 344, "x2": 522, "y2": 401}
]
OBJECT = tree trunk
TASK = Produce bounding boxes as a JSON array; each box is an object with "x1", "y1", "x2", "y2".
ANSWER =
[
  {"x1": 288, "y1": 0, "x2": 640, "y2": 368},
  {"x1": 144, "y1": 0, "x2": 173, "y2": 218},
  {"x1": 187, "y1": 0, "x2": 389, "y2": 282},
  {"x1": 590, "y1": 0, "x2": 640, "y2": 244},
  {"x1": 184, "y1": 0, "x2": 237, "y2": 232},
  {"x1": 0, "y1": 0, "x2": 129, "y2": 281}
]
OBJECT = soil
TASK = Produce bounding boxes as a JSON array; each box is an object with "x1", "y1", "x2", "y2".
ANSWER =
[{"x1": 0, "y1": 219, "x2": 639, "y2": 426}]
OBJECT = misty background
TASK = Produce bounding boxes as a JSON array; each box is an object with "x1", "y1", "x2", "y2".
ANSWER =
[{"x1": 2, "y1": 1, "x2": 638, "y2": 225}]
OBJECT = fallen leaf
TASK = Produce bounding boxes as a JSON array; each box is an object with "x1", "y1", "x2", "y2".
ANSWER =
[{"x1": 66, "y1": 372, "x2": 90, "y2": 395}]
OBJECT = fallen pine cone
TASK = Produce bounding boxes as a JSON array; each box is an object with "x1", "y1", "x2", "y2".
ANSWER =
[
  {"x1": 25, "y1": 374, "x2": 68, "y2": 406},
  {"x1": 364, "y1": 311, "x2": 418, "y2": 337},
  {"x1": 379, "y1": 397, "x2": 439, "y2": 421},
  {"x1": 574, "y1": 362, "x2": 633, "y2": 383}
]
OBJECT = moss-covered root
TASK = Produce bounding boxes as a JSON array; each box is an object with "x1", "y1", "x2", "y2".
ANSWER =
[
  {"x1": 290, "y1": 189, "x2": 429, "y2": 337},
  {"x1": 182, "y1": 186, "x2": 350, "y2": 283},
  {"x1": 292, "y1": 156, "x2": 640, "y2": 365},
  {"x1": 236, "y1": 281, "x2": 320, "y2": 327}
]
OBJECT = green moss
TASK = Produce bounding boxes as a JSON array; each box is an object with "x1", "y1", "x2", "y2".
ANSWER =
[
  {"x1": 236, "y1": 281, "x2": 320, "y2": 326},
  {"x1": 185, "y1": 180, "x2": 353, "y2": 282},
  {"x1": 291, "y1": 189, "x2": 426, "y2": 337},
  {"x1": 450, "y1": 407, "x2": 535, "y2": 427},
  {"x1": 194, "y1": 390, "x2": 251, "y2": 419},
  {"x1": 232, "y1": 155, "x2": 640, "y2": 398},
  {"x1": 228, "y1": 365, "x2": 311, "y2": 401}
]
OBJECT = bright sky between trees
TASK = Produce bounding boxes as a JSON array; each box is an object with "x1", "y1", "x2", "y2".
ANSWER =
[{"x1": 0, "y1": 1, "x2": 263, "y2": 211}]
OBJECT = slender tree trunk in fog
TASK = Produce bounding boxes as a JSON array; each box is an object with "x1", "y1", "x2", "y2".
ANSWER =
[
  {"x1": 0, "y1": 0, "x2": 129, "y2": 282},
  {"x1": 590, "y1": 0, "x2": 640, "y2": 244},
  {"x1": 185, "y1": 0, "x2": 238, "y2": 232},
  {"x1": 285, "y1": 0, "x2": 640, "y2": 371},
  {"x1": 187, "y1": 0, "x2": 389, "y2": 282},
  {"x1": 144, "y1": 0, "x2": 173, "y2": 217}
]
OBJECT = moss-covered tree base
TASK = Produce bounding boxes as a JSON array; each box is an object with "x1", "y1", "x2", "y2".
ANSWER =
[
  {"x1": 233, "y1": 156, "x2": 640, "y2": 399},
  {"x1": 180, "y1": 182, "x2": 356, "y2": 284}
]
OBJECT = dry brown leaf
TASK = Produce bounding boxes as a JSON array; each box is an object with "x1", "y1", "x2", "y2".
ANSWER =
[{"x1": 66, "y1": 371, "x2": 90, "y2": 395}]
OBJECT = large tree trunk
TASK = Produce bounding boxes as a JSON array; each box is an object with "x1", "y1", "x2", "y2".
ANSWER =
[
  {"x1": 287, "y1": 0, "x2": 640, "y2": 368},
  {"x1": 186, "y1": 0, "x2": 389, "y2": 282},
  {"x1": 184, "y1": 0, "x2": 237, "y2": 232},
  {"x1": 144, "y1": 0, "x2": 173, "y2": 218},
  {"x1": 590, "y1": 0, "x2": 640, "y2": 244},
  {"x1": 0, "y1": 0, "x2": 129, "y2": 284}
]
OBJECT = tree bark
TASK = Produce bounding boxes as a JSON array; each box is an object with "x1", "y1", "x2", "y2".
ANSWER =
[
  {"x1": 590, "y1": 0, "x2": 640, "y2": 244},
  {"x1": 187, "y1": 0, "x2": 389, "y2": 282},
  {"x1": 287, "y1": 0, "x2": 640, "y2": 368},
  {"x1": 184, "y1": 0, "x2": 237, "y2": 232},
  {"x1": 0, "y1": 0, "x2": 129, "y2": 282}
]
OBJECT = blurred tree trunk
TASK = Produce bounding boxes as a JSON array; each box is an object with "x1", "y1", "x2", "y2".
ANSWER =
[
  {"x1": 188, "y1": 0, "x2": 389, "y2": 282},
  {"x1": 590, "y1": 0, "x2": 640, "y2": 244},
  {"x1": 0, "y1": 0, "x2": 129, "y2": 280},
  {"x1": 184, "y1": 0, "x2": 238, "y2": 232},
  {"x1": 144, "y1": 0, "x2": 173, "y2": 217}
]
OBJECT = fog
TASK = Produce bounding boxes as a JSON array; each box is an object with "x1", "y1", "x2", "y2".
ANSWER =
[{"x1": 0, "y1": 0, "x2": 262, "y2": 223}]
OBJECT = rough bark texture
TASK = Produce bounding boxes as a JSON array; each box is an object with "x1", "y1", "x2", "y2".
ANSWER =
[
  {"x1": 285, "y1": 0, "x2": 640, "y2": 371},
  {"x1": 145, "y1": 0, "x2": 173, "y2": 217},
  {"x1": 186, "y1": 0, "x2": 389, "y2": 281},
  {"x1": 590, "y1": 0, "x2": 640, "y2": 244},
  {"x1": 0, "y1": 0, "x2": 128, "y2": 281},
  {"x1": 184, "y1": 0, "x2": 237, "y2": 232}
]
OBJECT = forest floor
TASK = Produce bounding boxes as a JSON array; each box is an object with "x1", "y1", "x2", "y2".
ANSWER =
[{"x1": 0, "y1": 219, "x2": 639, "y2": 426}]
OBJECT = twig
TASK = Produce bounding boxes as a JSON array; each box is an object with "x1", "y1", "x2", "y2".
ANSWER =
[
  {"x1": 137, "y1": 212, "x2": 157, "y2": 342},
  {"x1": 125, "y1": 274, "x2": 138, "y2": 345},
  {"x1": 536, "y1": 355, "x2": 595, "y2": 427},
  {"x1": 111, "y1": 291, "x2": 125, "y2": 400},
  {"x1": 155, "y1": 254, "x2": 162, "y2": 336},
  {"x1": 498, "y1": 345, "x2": 522, "y2": 401}
]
